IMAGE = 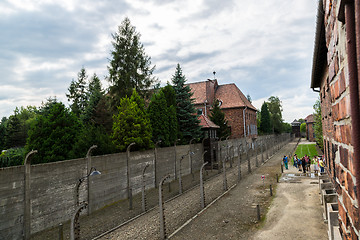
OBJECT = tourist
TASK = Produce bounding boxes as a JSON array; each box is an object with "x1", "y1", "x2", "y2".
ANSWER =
[
  {"x1": 298, "y1": 157, "x2": 302, "y2": 172},
  {"x1": 283, "y1": 155, "x2": 288, "y2": 170},
  {"x1": 293, "y1": 154, "x2": 298, "y2": 168},
  {"x1": 313, "y1": 156, "x2": 319, "y2": 174},
  {"x1": 304, "y1": 155, "x2": 310, "y2": 172},
  {"x1": 319, "y1": 157, "x2": 325, "y2": 173},
  {"x1": 301, "y1": 156, "x2": 306, "y2": 173}
]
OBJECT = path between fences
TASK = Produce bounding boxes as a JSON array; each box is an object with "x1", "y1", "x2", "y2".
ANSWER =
[
  {"x1": 31, "y1": 137, "x2": 291, "y2": 240},
  {"x1": 97, "y1": 140, "x2": 296, "y2": 240}
]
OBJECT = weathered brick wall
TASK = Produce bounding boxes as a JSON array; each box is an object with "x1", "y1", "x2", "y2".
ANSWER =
[
  {"x1": 320, "y1": 0, "x2": 359, "y2": 238},
  {"x1": 222, "y1": 108, "x2": 257, "y2": 139}
]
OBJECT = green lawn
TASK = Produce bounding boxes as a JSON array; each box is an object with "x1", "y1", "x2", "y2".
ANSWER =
[{"x1": 293, "y1": 144, "x2": 319, "y2": 163}]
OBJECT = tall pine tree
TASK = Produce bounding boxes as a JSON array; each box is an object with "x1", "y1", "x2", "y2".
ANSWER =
[
  {"x1": 260, "y1": 102, "x2": 272, "y2": 134},
  {"x1": 66, "y1": 67, "x2": 88, "y2": 117},
  {"x1": 107, "y1": 17, "x2": 157, "y2": 111},
  {"x1": 209, "y1": 99, "x2": 230, "y2": 139},
  {"x1": 172, "y1": 64, "x2": 202, "y2": 143}
]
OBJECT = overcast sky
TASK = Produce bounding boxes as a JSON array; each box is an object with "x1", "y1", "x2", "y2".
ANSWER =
[{"x1": 0, "y1": 0, "x2": 318, "y2": 123}]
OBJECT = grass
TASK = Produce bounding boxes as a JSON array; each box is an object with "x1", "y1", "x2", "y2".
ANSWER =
[{"x1": 292, "y1": 144, "x2": 319, "y2": 163}]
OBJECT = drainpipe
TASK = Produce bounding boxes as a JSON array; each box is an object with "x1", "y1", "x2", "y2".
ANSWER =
[
  {"x1": 351, "y1": 1, "x2": 360, "y2": 216},
  {"x1": 243, "y1": 107, "x2": 248, "y2": 138}
]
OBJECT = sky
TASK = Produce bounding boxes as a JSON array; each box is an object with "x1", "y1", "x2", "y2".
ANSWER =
[{"x1": 0, "y1": 0, "x2": 319, "y2": 123}]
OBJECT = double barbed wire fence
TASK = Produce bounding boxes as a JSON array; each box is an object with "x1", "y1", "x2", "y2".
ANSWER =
[{"x1": 27, "y1": 134, "x2": 292, "y2": 240}]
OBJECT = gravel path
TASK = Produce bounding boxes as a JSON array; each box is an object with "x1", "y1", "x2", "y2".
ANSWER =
[{"x1": 99, "y1": 140, "x2": 293, "y2": 239}]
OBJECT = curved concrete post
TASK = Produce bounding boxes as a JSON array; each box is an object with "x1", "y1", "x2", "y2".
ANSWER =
[
  {"x1": 126, "y1": 143, "x2": 135, "y2": 199},
  {"x1": 86, "y1": 145, "x2": 97, "y2": 215},
  {"x1": 238, "y1": 144, "x2": 242, "y2": 182},
  {"x1": 223, "y1": 147, "x2": 228, "y2": 191},
  {"x1": 70, "y1": 202, "x2": 88, "y2": 240},
  {"x1": 178, "y1": 152, "x2": 188, "y2": 194},
  {"x1": 200, "y1": 161, "x2": 208, "y2": 209},
  {"x1": 154, "y1": 140, "x2": 161, "y2": 188},
  {"x1": 24, "y1": 150, "x2": 37, "y2": 240},
  {"x1": 174, "y1": 139, "x2": 180, "y2": 180},
  {"x1": 142, "y1": 163, "x2": 150, "y2": 212},
  {"x1": 261, "y1": 140, "x2": 264, "y2": 163},
  {"x1": 159, "y1": 174, "x2": 170, "y2": 240},
  {"x1": 189, "y1": 138, "x2": 196, "y2": 175}
]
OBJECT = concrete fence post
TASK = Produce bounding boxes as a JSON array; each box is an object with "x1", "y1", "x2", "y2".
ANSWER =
[
  {"x1": 154, "y1": 140, "x2": 162, "y2": 188},
  {"x1": 70, "y1": 202, "x2": 87, "y2": 240},
  {"x1": 24, "y1": 149, "x2": 37, "y2": 240},
  {"x1": 247, "y1": 142, "x2": 251, "y2": 174},
  {"x1": 178, "y1": 153, "x2": 187, "y2": 194},
  {"x1": 58, "y1": 223, "x2": 63, "y2": 240},
  {"x1": 238, "y1": 144, "x2": 242, "y2": 182},
  {"x1": 142, "y1": 163, "x2": 150, "y2": 212},
  {"x1": 127, "y1": 143, "x2": 135, "y2": 198},
  {"x1": 174, "y1": 139, "x2": 179, "y2": 180},
  {"x1": 255, "y1": 140, "x2": 258, "y2": 168},
  {"x1": 200, "y1": 161, "x2": 208, "y2": 209},
  {"x1": 86, "y1": 145, "x2": 97, "y2": 215},
  {"x1": 189, "y1": 138, "x2": 196, "y2": 177},
  {"x1": 159, "y1": 174, "x2": 170, "y2": 240},
  {"x1": 261, "y1": 140, "x2": 264, "y2": 163},
  {"x1": 223, "y1": 152, "x2": 228, "y2": 191}
]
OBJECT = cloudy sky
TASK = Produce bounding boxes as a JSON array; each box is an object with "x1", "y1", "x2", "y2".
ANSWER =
[{"x1": 1, "y1": 0, "x2": 318, "y2": 123}]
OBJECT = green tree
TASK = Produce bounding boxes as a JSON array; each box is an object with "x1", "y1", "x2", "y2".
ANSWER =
[
  {"x1": 147, "y1": 91, "x2": 171, "y2": 146},
  {"x1": 111, "y1": 90, "x2": 152, "y2": 151},
  {"x1": 172, "y1": 64, "x2": 202, "y2": 143},
  {"x1": 0, "y1": 117, "x2": 7, "y2": 151},
  {"x1": 209, "y1": 99, "x2": 230, "y2": 139},
  {"x1": 66, "y1": 67, "x2": 88, "y2": 117},
  {"x1": 81, "y1": 73, "x2": 104, "y2": 124},
  {"x1": 160, "y1": 84, "x2": 178, "y2": 144},
  {"x1": 260, "y1": 102, "x2": 272, "y2": 134},
  {"x1": 107, "y1": 17, "x2": 157, "y2": 111},
  {"x1": 267, "y1": 96, "x2": 284, "y2": 134},
  {"x1": 313, "y1": 98, "x2": 323, "y2": 150},
  {"x1": 26, "y1": 100, "x2": 82, "y2": 164},
  {"x1": 300, "y1": 122, "x2": 306, "y2": 133}
]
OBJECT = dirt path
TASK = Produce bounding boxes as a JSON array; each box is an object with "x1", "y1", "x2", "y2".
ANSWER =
[{"x1": 171, "y1": 140, "x2": 328, "y2": 240}]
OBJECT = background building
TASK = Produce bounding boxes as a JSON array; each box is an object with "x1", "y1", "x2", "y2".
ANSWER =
[{"x1": 188, "y1": 79, "x2": 257, "y2": 139}]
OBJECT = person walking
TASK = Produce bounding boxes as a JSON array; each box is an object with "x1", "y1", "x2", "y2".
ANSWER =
[
  {"x1": 301, "y1": 156, "x2": 306, "y2": 173},
  {"x1": 283, "y1": 155, "x2": 289, "y2": 170},
  {"x1": 298, "y1": 157, "x2": 302, "y2": 172},
  {"x1": 304, "y1": 155, "x2": 310, "y2": 172}
]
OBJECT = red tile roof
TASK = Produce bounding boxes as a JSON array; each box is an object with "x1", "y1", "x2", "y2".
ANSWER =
[
  {"x1": 188, "y1": 81, "x2": 256, "y2": 111},
  {"x1": 305, "y1": 114, "x2": 314, "y2": 123},
  {"x1": 215, "y1": 83, "x2": 256, "y2": 110},
  {"x1": 189, "y1": 81, "x2": 207, "y2": 104},
  {"x1": 198, "y1": 114, "x2": 220, "y2": 129}
]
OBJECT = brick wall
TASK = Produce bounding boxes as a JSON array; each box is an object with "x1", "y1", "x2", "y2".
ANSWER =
[
  {"x1": 222, "y1": 108, "x2": 257, "y2": 139},
  {"x1": 319, "y1": 0, "x2": 359, "y2": 238}
]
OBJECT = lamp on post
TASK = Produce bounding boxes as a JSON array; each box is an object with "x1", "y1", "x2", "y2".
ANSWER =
[
  {"x1": 75, "y1": 167, "x2": 101, "y2": 206},
  {"x1": 86, "y1": 145, "x2": 97, "y2": 215}
]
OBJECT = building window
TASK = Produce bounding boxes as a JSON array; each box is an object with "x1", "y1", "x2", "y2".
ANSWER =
[{"x1": 197, "y1": 109, "x2": 203, "y2": 115}]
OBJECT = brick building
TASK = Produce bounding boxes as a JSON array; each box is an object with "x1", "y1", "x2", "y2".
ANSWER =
[
  {"x1": 188, "y1": 79, "x2": 257, "y2": 139},
  {"x1": 304, "y1": 114, "x2": 315, "y2": 142},
  {"x1": 311, "y1": 0, "x2": 360, "y2": 238}
]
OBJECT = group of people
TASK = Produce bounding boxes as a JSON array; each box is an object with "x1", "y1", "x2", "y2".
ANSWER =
[{"x1": 282, "y1": 154, "x2": 325, "y2": 173}]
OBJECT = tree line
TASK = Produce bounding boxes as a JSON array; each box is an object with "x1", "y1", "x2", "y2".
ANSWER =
[
  {"x1": 0, "y1": 17, "x2": 299, "y2": 167},
  {"x1": 0, "y1": 17, "x2": 232, "y2": 167}
]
